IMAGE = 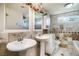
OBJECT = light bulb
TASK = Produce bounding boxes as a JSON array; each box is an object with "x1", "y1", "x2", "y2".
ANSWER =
[{"x1": 64, "y1": 3, "x2": 73, "y2": 8}]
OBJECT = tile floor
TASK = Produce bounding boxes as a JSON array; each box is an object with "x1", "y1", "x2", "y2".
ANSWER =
[
  {"x1": 52, "y1": 45, "x2": 79, "y2": 56},
  {"x1": 53, "y1": 47, "x2": 72, "y2": 56},
  {"x1": 48, "y1": 40, "x2": 79, "y2": 56}
]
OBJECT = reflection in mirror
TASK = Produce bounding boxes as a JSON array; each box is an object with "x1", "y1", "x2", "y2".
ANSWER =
[
  {"x1": 16, "y1": 15, "x2": 29, "y2": 29},
  {"x1": 35, "y1": 13, "x2": 42, "y2": 29}
]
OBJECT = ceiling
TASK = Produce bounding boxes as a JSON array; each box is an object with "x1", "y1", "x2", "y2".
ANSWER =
[
  {"x1": 5, "y1": 3, "x2": 79, "y2": 15},
  {"x1": 42, "y1": 3, "x2": 79, "y2": 15}
]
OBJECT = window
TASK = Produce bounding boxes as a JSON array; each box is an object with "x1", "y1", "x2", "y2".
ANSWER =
[{"x1": 58, "y1": 15, "x2": 79, "y2": 32}]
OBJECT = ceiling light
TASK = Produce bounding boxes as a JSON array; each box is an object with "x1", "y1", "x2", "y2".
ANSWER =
[{"x1": 64, "y1": 3, "x2": 73, "y2": 8}]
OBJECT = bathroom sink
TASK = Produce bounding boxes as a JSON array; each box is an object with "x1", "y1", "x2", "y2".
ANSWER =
[
  {"x1": 35, "y1": 34, "x2": 49, "y2": 41},
  {"x1": 35, "y1": 34, "x2": 49, "y2": 56},
  {"x1": 6, "y1": 39, "x2": 37, "y2": 52}
]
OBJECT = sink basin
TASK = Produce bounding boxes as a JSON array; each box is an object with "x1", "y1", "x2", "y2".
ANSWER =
[
  {"x1": 35, "y1": 34, "x2": 49, "y2": 41},
  {"x1": 6, "y1": 39, "x2": 37, "y2": 52},
  {"x1": 35, "y1": 34, "x2": 49, "y2": 56}
]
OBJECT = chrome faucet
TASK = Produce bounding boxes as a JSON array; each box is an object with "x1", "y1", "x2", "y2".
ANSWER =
[
  {"x1": 17, "y1": 34, "x2": 23, "y2": 42},
  {"x1": 17, "y1": 36, "x2": 23, "y2": 42}
]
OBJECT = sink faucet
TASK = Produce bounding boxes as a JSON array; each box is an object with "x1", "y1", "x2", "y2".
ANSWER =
[
  {"x1": 17, "y1": 36, "x2": 23, "y2": 42},
  {"x1": 17, "y1": 34, "x2": 23, "y2": 42}
]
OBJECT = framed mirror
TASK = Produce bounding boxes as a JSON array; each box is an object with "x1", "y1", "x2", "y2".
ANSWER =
[
  {"x1": 5, "y1": 3, "x2": 29, "y2": 30},
  {"x1": 34, "y1": 12, "x2": 42, "y2": 30}
]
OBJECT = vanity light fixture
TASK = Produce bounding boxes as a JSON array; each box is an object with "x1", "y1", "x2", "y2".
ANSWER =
[{"x1": 64, "y1": 3, "x2": 73, "y2": 8}]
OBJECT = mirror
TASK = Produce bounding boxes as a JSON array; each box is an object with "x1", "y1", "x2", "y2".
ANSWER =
[
  {"x1": 35, "y1": 12, "x2": 42, "y2": 30},
  {"x1": 5, "y1": 3, "x2": 29, "y2": 30}
]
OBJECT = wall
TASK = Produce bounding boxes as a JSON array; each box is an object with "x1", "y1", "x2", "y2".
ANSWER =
[{"x1": 0, "y1": 4, "x2": 4, "y2": 32}]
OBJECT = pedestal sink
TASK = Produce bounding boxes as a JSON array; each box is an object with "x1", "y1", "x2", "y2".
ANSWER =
[
  {"x1": 6, "y1": 39, "x2": 37, "y2": 52},
  {"x1": 35, "y1": 34, "x2": 49, "y2": 56}
]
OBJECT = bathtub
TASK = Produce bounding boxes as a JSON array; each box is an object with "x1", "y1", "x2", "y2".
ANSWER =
[{"x1": 73, "y1": 40, "x2": 79, "y2": 55}]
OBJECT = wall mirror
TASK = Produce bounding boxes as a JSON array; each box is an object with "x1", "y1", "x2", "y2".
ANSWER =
[
  {"x1": 5, "y1": 3, "x2": 29, "y2": 30},
  {"x1": 34, "y1": 12, "x2": 42, "y2": 30}
]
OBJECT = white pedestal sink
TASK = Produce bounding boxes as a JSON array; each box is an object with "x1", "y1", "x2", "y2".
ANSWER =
[
  {"x1": 35, "y1": 34, "x2": 49, "y2": 56},
  {"x1": 6, "y1": 39, "x2": 37, "y2": 53}
]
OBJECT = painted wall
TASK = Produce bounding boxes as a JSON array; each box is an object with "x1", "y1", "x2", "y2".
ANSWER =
[{"x1": 0, "y1": 4, "x2": 4, "y2": 32}]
